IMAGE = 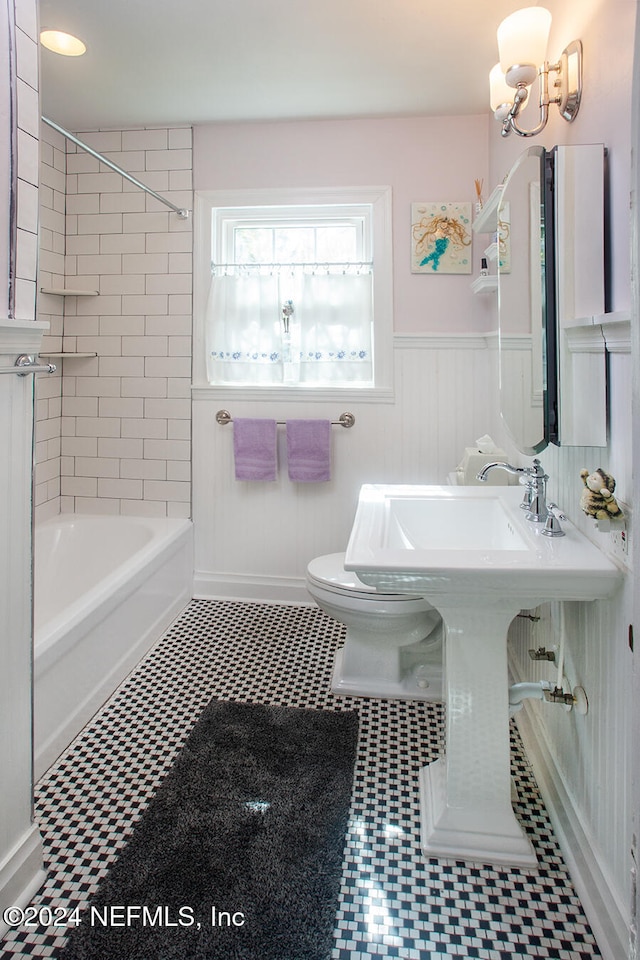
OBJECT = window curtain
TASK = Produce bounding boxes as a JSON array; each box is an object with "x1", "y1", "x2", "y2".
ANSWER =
[
  {"x1": 206, "y1": 268, "x2": 373, "y2": 386},
  {"x1": 206, "y1": 272, "x2": 283, "y2": 384},
  {"x1": 297, "y1": 272, "x2": 373, "y2": 384}
]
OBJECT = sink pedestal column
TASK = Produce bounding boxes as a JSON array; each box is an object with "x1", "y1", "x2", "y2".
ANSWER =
[{"x1": 419, "y1": 599, "x2": 538, "y2": 868}]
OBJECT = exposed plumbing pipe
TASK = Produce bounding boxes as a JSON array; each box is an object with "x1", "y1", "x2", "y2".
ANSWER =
[
  {"x1": 509, "y1": 680, "x2": 554, "y2": 715},
  {"x1": 555, "y1": 602, "x2": 567, "y2": 691},
  {"x1": 509, "y1": 605, "x2": 579, "y2": 716}
]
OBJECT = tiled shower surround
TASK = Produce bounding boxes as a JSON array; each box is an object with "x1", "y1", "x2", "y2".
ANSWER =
[
  {"x1": 0, "y1": 600, "x2": 601, "y2": 959},
  {"x1": 35, "y1": 124, "x2": 193, "y2": 522}
]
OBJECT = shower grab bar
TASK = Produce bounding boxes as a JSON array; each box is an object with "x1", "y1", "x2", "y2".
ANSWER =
[
  {"x1": 216, "y1": 409, "x2": 355, "y2": 428},
  {"x1": 0, "y1": 354, "x2": 57, "y2": 376},
  {"x1": 41, "y1": 117, "x2": 191, "y2": 220}
]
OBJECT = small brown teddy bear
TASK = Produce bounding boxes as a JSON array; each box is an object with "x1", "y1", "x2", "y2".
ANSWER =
[{"x1": 579, "y1": 468, "x2": 623, "y2": 520}]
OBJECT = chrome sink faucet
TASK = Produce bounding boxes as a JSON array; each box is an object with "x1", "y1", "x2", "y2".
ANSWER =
[{"x1": 476, "y1": 458, "x2": 549, "y2": 523}]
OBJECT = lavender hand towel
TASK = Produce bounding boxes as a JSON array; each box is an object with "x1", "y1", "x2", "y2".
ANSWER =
[
  {"x1": 233, "y1": 418, "x2": 277, "y2": 481},
  {"x1": 286, "y1": 419, "x2": 331, "y2": 482}
]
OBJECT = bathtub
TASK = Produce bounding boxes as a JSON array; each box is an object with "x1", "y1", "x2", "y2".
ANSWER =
[{"x1": 33, "y1": 513, "x2": 193, "y2": 779}]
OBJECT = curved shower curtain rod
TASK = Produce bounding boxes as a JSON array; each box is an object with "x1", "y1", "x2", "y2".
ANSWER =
[{"x1": 41, "y1": 117, "x2": 191, "y2": 219}]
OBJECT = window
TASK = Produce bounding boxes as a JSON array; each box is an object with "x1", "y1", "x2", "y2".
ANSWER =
[{"x1": 194, "y1": 187, "x2": 393, "y2": 396}]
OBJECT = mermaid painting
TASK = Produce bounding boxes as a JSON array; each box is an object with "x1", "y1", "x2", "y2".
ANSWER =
[{"x1": 411, "y1": 203, "x2": 472, "y2": 274}]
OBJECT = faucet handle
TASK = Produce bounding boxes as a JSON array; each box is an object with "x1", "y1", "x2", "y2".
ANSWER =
[
  {"x1": 518, "y1": 477, "x2": 533, "y2": 510},
  {"x1": 541, "y1": 503, "x2": 566, "y2": 538}
]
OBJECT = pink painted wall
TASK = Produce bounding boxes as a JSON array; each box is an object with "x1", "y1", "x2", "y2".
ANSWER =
[{"x1": 194, "y1": 114, "x2": 490, "y2": 333}]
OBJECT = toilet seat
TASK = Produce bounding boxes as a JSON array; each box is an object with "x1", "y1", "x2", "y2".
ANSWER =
[{"x1": 307, "y1": 553, "x2": 425, "y2": 603}]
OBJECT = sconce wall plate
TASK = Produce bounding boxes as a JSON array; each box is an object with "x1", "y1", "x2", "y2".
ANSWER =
[{"x1": 557, "y1": 40, "x2": 582, "y2": 122}]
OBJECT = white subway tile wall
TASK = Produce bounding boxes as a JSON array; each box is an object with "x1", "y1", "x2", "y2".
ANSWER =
[
  {"x1": 35, "y1": 125, "x2": 193, "y2": 521},
  {"x1": 14, "y1": 0, "x2": 40, "y2": 324}
]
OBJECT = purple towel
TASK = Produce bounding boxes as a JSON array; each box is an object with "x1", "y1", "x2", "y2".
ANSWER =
[
  {"x1": 233, "y1": 418, "x2": 277, "y2": 481},
  {"x1": 286, "y1": 419, "x2": 331, "y2": 482}
]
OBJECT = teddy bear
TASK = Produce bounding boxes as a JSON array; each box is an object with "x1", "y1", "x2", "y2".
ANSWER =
[{"x1": 579, "y1": 468, "x2": 624, "y2": 520}]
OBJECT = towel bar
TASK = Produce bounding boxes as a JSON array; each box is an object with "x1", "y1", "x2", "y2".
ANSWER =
[
  {"x1": 216, "y1": 409, "x2": 355, "y2": 428},
  {"x1": 0, "y1": 354, "x2": 57, "y2": 376}
]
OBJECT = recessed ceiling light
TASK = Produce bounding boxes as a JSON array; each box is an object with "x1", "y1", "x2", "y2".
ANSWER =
[{"x1": 40, "y1": 30, "x2": 86, "y2": 57}]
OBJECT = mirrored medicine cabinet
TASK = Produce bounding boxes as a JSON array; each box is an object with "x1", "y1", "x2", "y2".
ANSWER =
[{"x1": 474, "y1": 142, "x2": 607, "y2": 455}]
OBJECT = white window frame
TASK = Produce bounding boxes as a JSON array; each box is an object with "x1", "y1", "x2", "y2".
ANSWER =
[
  {"x1": 217, "y1": 206, "x2": 367, "y2": 265},
  {"x1": 192, "y1": 186, "x2": 394, "y2": 401}
]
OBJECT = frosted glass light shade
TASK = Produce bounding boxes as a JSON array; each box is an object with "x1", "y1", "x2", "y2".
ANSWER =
[
  {"x1": 498, "y1": 7, "x2": 551, "y2": 87},
  {"x1": 490, "y1": 64, "x2": 513, "y2": 119},
  {"x1": 40, "y1": 30, "x2": 86, "y2": 56}
]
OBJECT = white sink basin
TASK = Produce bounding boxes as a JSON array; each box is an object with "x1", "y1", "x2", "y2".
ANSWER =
[
  {"x1": 344, "y1": 483, "x2": 622, "y2": 868},
  {"x1": 345, "y1": 484, "x2": 620, "y2": 602},
  {"x1": 385, "y1": 494, "x2": 528, "y2": 551}
]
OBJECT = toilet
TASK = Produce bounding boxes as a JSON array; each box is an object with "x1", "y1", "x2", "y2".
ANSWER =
[{"x1": 306, "y1": 552, "x2": 443, "y2": 701}]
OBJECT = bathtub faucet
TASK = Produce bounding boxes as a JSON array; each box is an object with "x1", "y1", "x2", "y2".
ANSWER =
[{"x1": 476, "y1": 458, "x2": 549, "y2": 523}]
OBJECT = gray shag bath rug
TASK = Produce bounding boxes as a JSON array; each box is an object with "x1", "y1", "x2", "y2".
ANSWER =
[{"x1": 59, "y1": 699, "x2": 359, "y2": 960}]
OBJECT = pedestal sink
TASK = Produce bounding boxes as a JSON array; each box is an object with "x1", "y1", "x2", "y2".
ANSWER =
[{"x1": 344, "y1": 484, "x2": 621, "y2": 867}]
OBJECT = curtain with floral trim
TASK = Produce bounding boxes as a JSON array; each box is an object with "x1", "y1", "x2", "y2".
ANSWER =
[{"x1": 205, "y1": 266, "x2": 373, "y2": 386}]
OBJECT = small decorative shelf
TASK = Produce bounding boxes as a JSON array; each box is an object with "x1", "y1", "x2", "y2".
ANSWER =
[
  {"x1": 39, "y1": 352, "x2": 98, "y2": 359},
  {"x1": 472, "y1": 185, "x2": 503, "y2": 234},
  {"x1": 39, "y1": 287, "x2": 99, "y2": 297},
  {"x1": 471, "y1": 275, "x2": 498, "y2": 295}
]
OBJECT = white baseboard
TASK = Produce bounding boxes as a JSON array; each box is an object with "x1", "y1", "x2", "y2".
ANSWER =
[
  {"x1": 514, "y1": 701, "x2": 630, "y2": 960},
  {"x1": 193, "y1": 570, "x2": 313, "y2": 606},
  {"x1": 0, "y1": 825, "x2": 47, "y2": 938}
]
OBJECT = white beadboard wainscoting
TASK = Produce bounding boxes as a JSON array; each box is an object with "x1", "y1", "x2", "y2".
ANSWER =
[
  {"x1": 501, "y1": 324, "x2": 634, "y2": 960},
  {"x1": 0, "y1": 0, "x2": 48, "y2": 925},
  {"x1": 192, "y1": 333, "x2": 496, "y2": 602},
  {"x1": 0, "y1": 322, "x2": 48, "y2": 930},
  {"x1": 524, "y1": 330, "x2": 633, "y2": 960},
  {"x1": 508, "y1": 588, "x2": 633, "y2": 960}
]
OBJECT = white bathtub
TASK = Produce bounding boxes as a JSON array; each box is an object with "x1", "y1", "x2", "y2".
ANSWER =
[{"x1": 33, "y1": 513, "x2": 193, "y2": 779}]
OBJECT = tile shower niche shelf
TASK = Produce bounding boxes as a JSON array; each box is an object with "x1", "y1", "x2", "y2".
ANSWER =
[
  {"x1": 39, "y1": 287, "x2": 99, "y2": 297},
  {"x1": 39, "y1": 352, "x2": 98, "y2": 359}
]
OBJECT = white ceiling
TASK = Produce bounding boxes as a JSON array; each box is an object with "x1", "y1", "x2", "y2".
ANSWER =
[{"x1": 38, "y1": 0, "x2": 528, "y2": 131}]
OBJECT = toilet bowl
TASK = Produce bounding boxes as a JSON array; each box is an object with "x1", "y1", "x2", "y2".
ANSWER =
[{"x1": 306, "y1": 553, "x2": 443, "y2": 701}]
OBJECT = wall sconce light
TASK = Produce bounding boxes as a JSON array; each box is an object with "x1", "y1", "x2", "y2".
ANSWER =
[{"x1": 490, "y1": 6, "x2": 582, "y2": 138}]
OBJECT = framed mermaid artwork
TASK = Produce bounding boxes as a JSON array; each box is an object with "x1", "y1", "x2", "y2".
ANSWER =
[{"x1": 411, "y1": 202, "x2": 472, "y2": 274}]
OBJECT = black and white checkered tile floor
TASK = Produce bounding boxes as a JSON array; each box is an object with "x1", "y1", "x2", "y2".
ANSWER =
[{"x1": 1, "y1": 600, "x2": 601, "y2": 959}]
